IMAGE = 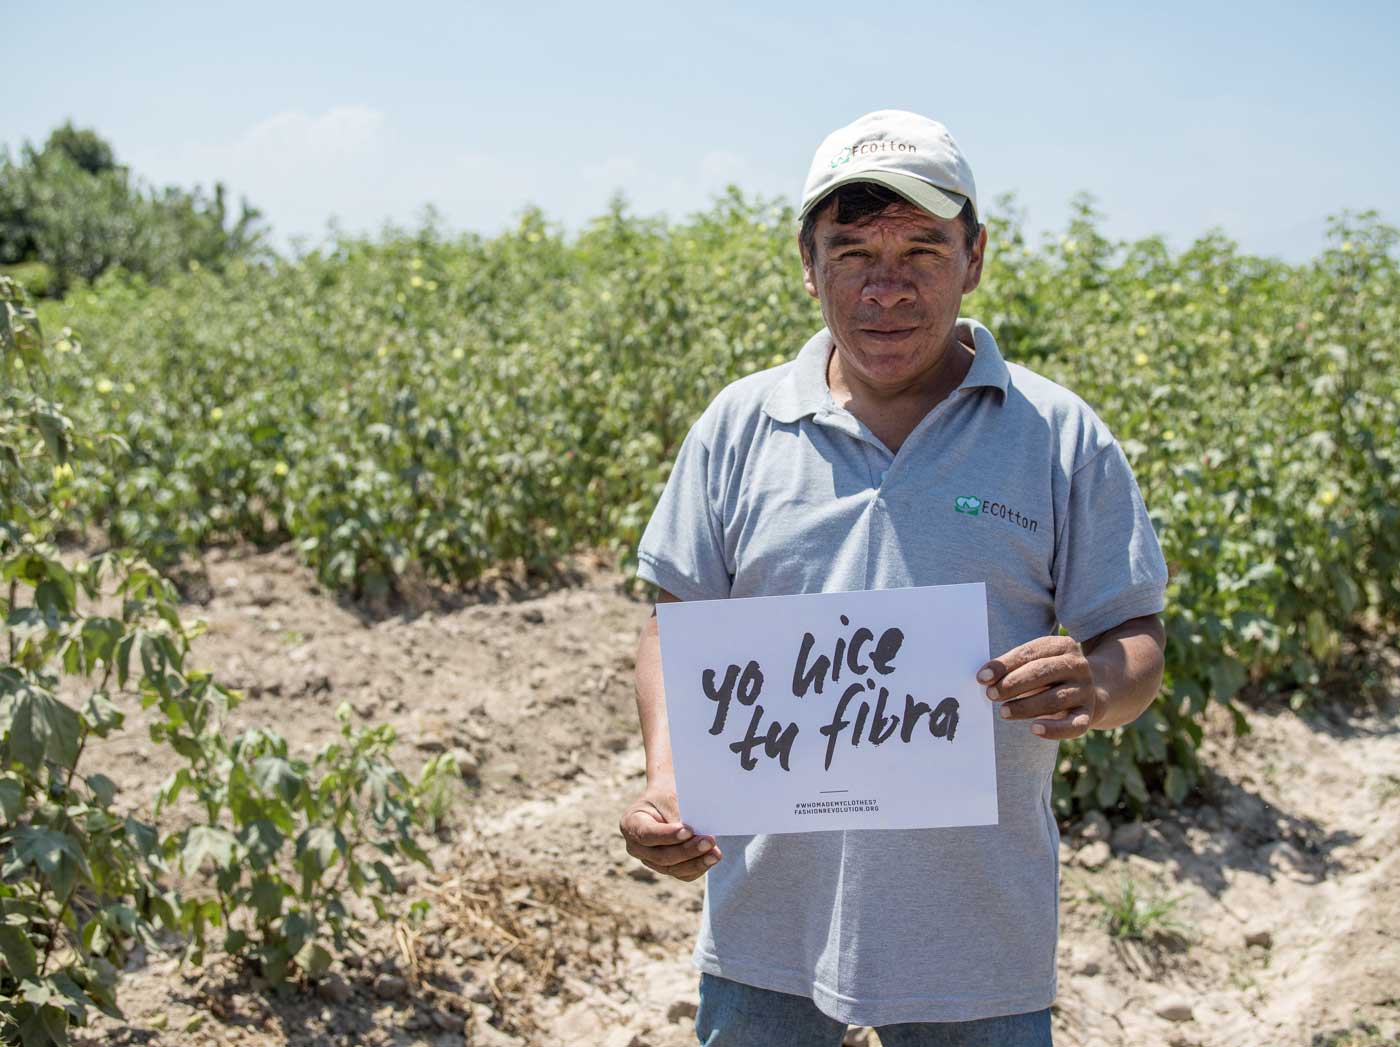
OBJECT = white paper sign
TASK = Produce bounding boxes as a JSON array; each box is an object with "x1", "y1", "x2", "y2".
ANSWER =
[{"x1": 657, "y1": 583, "x2": 998, "y2": 836}]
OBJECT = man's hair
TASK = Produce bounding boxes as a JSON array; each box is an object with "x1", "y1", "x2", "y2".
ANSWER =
[{"x1": 798, "y1": 182, "x2": 981, "y2": 264}]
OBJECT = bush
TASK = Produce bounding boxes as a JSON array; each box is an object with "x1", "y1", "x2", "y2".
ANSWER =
[{"x1": 1, "y1": 276, "x2": 439, "y2": 1045}]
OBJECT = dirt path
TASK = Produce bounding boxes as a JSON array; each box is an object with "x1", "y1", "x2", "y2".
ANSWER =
[{"x1": 73, "y1": 544, "x2": 1399, "y2": 1047}]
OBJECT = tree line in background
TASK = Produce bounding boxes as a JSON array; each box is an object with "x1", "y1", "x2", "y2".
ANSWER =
[{"x1": 0, "y1": 124, "x2": 267, "y2": 298}]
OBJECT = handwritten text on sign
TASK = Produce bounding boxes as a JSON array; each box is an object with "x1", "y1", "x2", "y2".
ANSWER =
[{"x1": 656, "y1": 584, "x2": 998, "y2": 835}]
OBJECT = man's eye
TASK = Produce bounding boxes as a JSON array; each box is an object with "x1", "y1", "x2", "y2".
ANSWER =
[{"x1": 836, "y1": 251, "x2": 870, "y2": 260}]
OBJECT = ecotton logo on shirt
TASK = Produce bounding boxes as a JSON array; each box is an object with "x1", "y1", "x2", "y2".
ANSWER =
[{"x1": 954, "y1": 495, "x2": 1041, "y2": 533}]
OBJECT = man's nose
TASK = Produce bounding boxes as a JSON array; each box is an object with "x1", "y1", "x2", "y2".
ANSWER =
[{"x1": 861, "y1": 275, "x2": 916, "y2": 310}]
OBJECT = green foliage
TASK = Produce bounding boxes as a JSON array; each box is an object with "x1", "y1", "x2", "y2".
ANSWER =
[
  {"x1": 416, "y1": 753, "x2": 472, "y2": 836},
  {"x1": 0, "y1": 123, "x2": 269, "y2": 296},
  {"x1": 0, "y1": 267, "x2": 53, "y2": 301},
  {"x1": 157, "y1": 702, "x2": 435, "y2": 981},
  {"x1": 1087, "y1": 875, "x2": 1187, "y2": 943},
  {"x1": 29, "y1": 191, "x2": 1400, "y2": 819},
  {"x1": 1, "y1": 277, "x2": 436, "y2": 1046}
]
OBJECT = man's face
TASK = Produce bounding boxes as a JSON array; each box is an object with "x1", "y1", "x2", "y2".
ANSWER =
[{"x1": 800, "y1": 198, "x2": 986, "y2": 392}]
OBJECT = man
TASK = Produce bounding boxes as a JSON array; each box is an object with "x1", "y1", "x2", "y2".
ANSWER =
[{"x1": 618, "y1": 109, "x2": 1167, "y2": 1046}]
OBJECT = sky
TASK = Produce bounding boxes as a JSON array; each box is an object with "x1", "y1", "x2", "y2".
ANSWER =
[{"x1": 10, "y1": 1, "x2": 1400, "y2": 262}]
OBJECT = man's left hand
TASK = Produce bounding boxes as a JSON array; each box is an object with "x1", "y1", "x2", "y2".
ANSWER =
[{"x1": 977, "y1": 635, "x2": 1106, "y2": 741}]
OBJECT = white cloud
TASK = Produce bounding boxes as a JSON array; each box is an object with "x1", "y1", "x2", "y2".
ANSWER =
[
  {"x1": 243, "y1": 106, "x2": 385, "y2": 158},
  {"x1": 125, "y1": 106, "x2": 406, "y2": 247}
]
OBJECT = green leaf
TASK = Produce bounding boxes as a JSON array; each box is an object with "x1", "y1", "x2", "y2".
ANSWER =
[
  {"x1": 78, "y1": 619, "x2": 123, "y2": 673},
  {"x1": 1122, "y1": 761, "x2": 1150, "y2": 804},
  {"x1": 398, "y1": 836, "x2": 432, "y2": 869},
  {"x1": 1328, "y1": 566, "x2": 1360, "y2": 617},
  {"x1": 180, "y1": 826, "x2": 239, "y2": 875},
  {"x1": 0, "y1": 776, "x2": 24, "y2": 824},
  {"x1": 1095, "y1": 769, "x2": 1123, "y2": 809},
  {"x1": 1, "y1": 684, "x2": 81, "y2": 773},
  {"x1": 17, "y1": 999, "x2": 73, "y2": 1047},
  {"x1": 281, "y1": 910, "x2": 314, "y2": 955},
  {"x1": 249, "y1": 876, "x2": 285, "y2": 922},
  {"x1": 0, "y1": 923, "x2": 38, "y2": 980},
  {"x1": 1304, "y1": 609, "x2": 1338, "y2": 662},
  {"x1": 251, "y1": 756, "x2": 303, "y2": 805},
  {"x1": 123, "y1": 816, "x2": 159, "y2": 858},
  {"x1": 237, "y1": 819, "x2": 284, "y2": 865},
  {"x1": 10, "y1": 826, "x2": 91, "y2": 901},
  {"x1": 154, "y1": 768, "x2": 192, "y2": 816},
  {"x1": 81, "y1": 918, "x2": 108, "y2": 957},
  {"x1": 85, "y1": 773, "x2": 117, "y2": 807},
  {"x1": 1208, "y1": 657, "x2": 1248, "y2": 702},
  {"x1": 297, "y1": 942, "x2": 333, "y2": 979},
  {"x1": 79, "y1": 690, "x2": 123, "y2": 736},
  {"x1": 371, "y1": 861, "x2": 399, "y2": 893},
  {"x1": 1164, "y1": 765, "x2": 1190, "y2": 804},
  {"x1": 34, "y1": 407, "x2": 71, "y2": 462},
  {"x1": 146, "y1": 894, "x2": 178, "y2": 934},
  {"x1": 45, "y1": 971, "x2": 89, "y2": 1020},
  {"x1": 260, "y1": 943, "x2": 291, "y2": 985},
  {"x1": 32, "y1": 580, "x2": 67, "y2": 627},
  {"x1": 296, "y1": 826, "x2": 344, "y2": 874}
]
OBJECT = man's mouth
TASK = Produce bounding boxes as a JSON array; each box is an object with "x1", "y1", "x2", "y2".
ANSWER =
[{"x1": 859, "y1": 327, "x2": 918, "y2": 343}]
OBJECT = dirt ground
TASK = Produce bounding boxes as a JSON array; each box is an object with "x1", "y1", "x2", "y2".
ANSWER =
[{"x1": 67, "y1": 542, "x2": 1400, "y2": 1047}]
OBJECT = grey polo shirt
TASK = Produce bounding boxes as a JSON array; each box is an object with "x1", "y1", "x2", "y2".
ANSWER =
[{"x1": 636, "y1": 317, "x2": 1168, "y2": 1026}]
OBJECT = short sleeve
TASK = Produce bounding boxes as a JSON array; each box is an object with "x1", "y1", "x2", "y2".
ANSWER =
[
  {"x1": 635, "y1": 420, "x2": 733, "y2": 601},
  {"x1": 1053, "y1": 440, "x2": 1168, "y2": 641}
]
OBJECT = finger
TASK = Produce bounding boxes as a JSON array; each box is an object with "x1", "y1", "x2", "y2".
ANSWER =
[
  {"x1": 626, "y1": 834, "x2": 719, "y2": 868},
  {"x1": 997, "y1": 686, "x2": 1086, "y2": 721},
  {"x1": 987, "y1": 653, "x2": 1087, "y2": 701},
  {"x1": 1028, "y1": 707, "x2": 1095, "y2": 739},
  {"x1": 641, "y1": 847, "x2": 723, "y2": 882},
  {"x1": 977, "y1": 635, "x2": 1078, "y2": 685},
  {"x1": 620, "y1": 807, "x2": 694, "y2": 848}
]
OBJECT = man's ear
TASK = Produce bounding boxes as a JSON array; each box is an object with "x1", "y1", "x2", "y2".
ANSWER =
[
  {"x1": 798, "y1": 234, "x2": 819, "y2": 300},
  {"x1": 962, "y1": 223, "x2": 988, "y2": 295}
]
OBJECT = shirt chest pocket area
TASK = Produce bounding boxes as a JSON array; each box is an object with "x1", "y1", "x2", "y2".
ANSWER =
[{"x1": 724, "y1": 430, "x2": 878, "y2": 595}]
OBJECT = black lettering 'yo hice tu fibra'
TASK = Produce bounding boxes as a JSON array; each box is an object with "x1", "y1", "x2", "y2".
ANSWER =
[{"x1": 700, "y1": 614, "x2": 961, "y2": 773}]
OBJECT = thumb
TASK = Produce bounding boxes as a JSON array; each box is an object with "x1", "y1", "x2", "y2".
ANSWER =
[{"x1": 624, "y1": 798, "x2": 692, "y2": 847}]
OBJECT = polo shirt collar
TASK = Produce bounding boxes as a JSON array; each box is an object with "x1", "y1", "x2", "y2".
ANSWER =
[{"x1": 761, "y1": 316, "x2": 1012, "y2": 424}]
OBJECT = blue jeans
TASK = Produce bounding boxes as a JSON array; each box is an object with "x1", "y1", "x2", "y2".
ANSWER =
[{"x1": 695, "y1": 973, "x2": 1053, "y2": 1047}]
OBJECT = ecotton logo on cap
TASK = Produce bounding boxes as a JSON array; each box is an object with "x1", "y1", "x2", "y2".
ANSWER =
[
  {"x1": 953, "y1": 496, "x2": 982, "y2": 515},
  {"x1": 829, "y1": 140, "x2": 918, "y2": 169}
]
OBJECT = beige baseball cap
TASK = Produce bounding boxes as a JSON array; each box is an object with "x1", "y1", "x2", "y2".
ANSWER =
[{"x1": 800, "y1": 109, "x2": 978, "y2": 223}]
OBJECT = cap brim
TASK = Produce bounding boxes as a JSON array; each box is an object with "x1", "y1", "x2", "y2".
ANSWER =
[{"x1": 801, "y1": 170, "x2": 969, "y2": 221}]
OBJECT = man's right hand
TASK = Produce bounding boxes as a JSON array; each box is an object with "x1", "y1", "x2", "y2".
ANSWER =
[{"x1": 618, "y1": 784, "x2": 723, "y2": 882}]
